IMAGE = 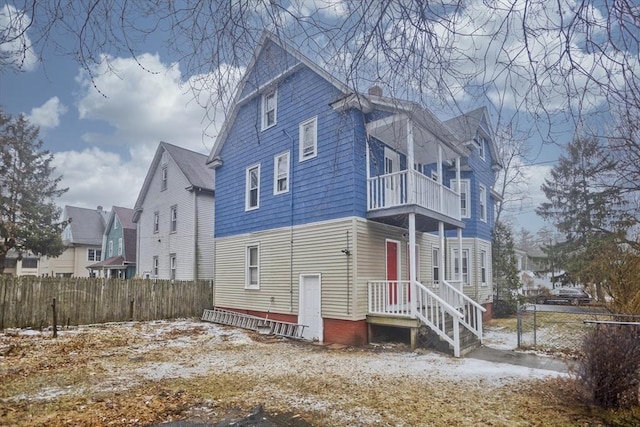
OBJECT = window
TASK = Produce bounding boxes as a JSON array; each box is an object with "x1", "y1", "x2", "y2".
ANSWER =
[
  {"x1": 153, "y1": 256, "x2": 159, "y2": 277},
  {"x1": 452, "y1": 248, "x2": 470, "y2": 285},
  {"x1": 451, "y1": 179, "x2": 470, "y2": 218},
  {"x1": 432, "y1": 248, "x2": 440, "y2": 283},
  {"x1": 114, "y1": 220, "x2": 118, "y2": 230},
  {"x1": 170, "y1": 254, "x2": 176, "y2": 280},
  {"x1": 118, "y1": 238, "x2": 123, "y2": 256},
  {"x1": 431, "y1": 170, "x2": 439, "y2": 182},
  {"x1": 87, "y1": 249, "x2": 102, "y2": 262},
  {"x1": 299, "y1": 117, "x2": 317, "y2": 161},
  {"x1": 22, "y1": 258, "x2": 38, "y2": 269},
  {"x1": 479, "y1": 184, "x2": 487, "y2": 222},
  {"x1": 273, "y1": 152, "x2": 290, "y2": 195},
  {"x1": 108, "y1": 241, "x2": 113, "y2": 257},
  {"x1": 170, "y1": 205, "x2": 177, "y2": 233},
  {"x1": 245, "y1": 244, "x2": 260, "y2": 289},
  {"x1": 246, "y1": 164, "x2": 260, "y2": 210},
  {"x1": 478, "y1": 135, "x2": 486, "y2": 160},
  {"x1": 480, "y1": 250, "x2": 487, "y2": 285},
  {"x1": 153, "y1": 211, "x2": 159, "y2": 233},
  {"x1": 161, "y1": 166, "x2": 168, "y2": 191},
  {"x1": 261, "y1": 89, "x2": 277, "y2": 130}
]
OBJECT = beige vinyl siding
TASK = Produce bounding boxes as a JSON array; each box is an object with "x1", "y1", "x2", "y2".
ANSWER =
[
  {"x1": 473, "y1": 238, "x2": 493, "y2": 305},
  {"x1": 214, "y1": 218, "x2": 357, "y2": 320}
]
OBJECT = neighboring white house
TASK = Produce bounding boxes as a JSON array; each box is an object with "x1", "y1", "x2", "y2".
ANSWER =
[
  {"x1": 40, "y1": 205, "x2": 109, "y2": 277},
  {"x1": 3, "y1": 249, "x2": 39, "y2": 276},
  {"x1": 133, "y1": 141, "x2": 214, "y2": 280}
]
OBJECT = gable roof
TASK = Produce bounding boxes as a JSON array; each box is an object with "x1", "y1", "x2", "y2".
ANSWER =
[
  {"x1": 62, "y1": 205, "x2": 108, "y2": 246},
  {"x1": 444, "y1": 107, "x2": 503, "y2": 170},
  {"x1": 207, "y1": 31, "x2": 351, "y2": 165},
  {"x1": 133, "y1": 141, "x2": 214, "y2": 222},
  {"x1": 103, "y1": 206, "x2": 137, "y2": 264}
]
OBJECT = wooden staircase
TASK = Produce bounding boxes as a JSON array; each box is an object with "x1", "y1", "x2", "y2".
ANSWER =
[
  {"x1": 417, "y1": 318, "x2": 480, "y2": 356},
  {"x1": 201, "y1": 308, "x2": 306, "y2": 339}
]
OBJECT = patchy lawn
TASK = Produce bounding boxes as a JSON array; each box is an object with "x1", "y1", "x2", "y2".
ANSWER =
[{"x1": 0, "y1": 319, "x2": 637, "y2": 426}]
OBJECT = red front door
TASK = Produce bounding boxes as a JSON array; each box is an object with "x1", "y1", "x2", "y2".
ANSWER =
[{"x1": 386, "y1": 240, "x2": 399, "y2": 304}]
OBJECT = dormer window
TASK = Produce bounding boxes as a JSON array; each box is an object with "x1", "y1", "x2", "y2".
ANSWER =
[
  {"x1": 261, "y1": 89, "x2": 277, "y2": 130},
  {"x1": 477, "y1": 134, "x2": 486, "y2": 160}
]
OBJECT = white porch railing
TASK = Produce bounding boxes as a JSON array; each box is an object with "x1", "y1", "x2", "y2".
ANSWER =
[
  {"x1": 368, "y1": 280, "x2": 465, "y2": 357},
  {"x1": 367, "y1": 170, "x2": 461, "y2": 220},
  {"x1": 440, "y1": 279, "x2": 486, "y2": 341},
  {"x1": 368, "y1": 280, "x2": 412, "y2": 316}
]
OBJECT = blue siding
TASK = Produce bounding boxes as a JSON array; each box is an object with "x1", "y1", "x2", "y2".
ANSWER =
[
  {"x1": 215, "y1": 67, "x2": 368, "y2": 238},
  {"x1": 239, "y1": 39, "x2": 301, "y2": 99},
  {"x1": 105, "y1": 220, "x2": 123, "y2": 258}
]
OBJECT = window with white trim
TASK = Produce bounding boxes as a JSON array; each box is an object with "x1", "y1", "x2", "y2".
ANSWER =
[
  {"x1": 161, "y1": 166, "x2": 168, "y2": 191},
  {"x1": 152, "y1": 256, "x2": 159, "y2": 277},
  {"x1": 261, "y1": 89, "x2": 277, "y2": 130},
  {"x1": 479, "y1": 137, "x2": 486, "y2": 160},
  {"x1": 273, "y1": 152, "x2": 289, "y2": 195},
  {"x1": 108, "y1": 241, "x2": 113, "y2": 257},
  {"x1": 170, "y1": 254, "x2": 176, "y2": 280},
  {"x1": 299, "y1": 117, "x2": 317, "y2": 161},
  {"x1": 246, "y1": 164, "x2": 260, "y2": 210},
  {"x1": 451, "y1": 179, "x2": 470, "y2": 218},
  {"x1": 118, "y1": 238, "x2": 123, "y2": 255},
  {"x1": 479, "y1": 184, "x2": 487, "y2": 222},
  {"x1": 87, "y1": 248, "x2": 102, "y2": 262},
  {"x1": 245, "y1": 244, "x2": 260, "y2": 289},
  {"x1": 480, "y1": 250, "x2": 487, "y2": 285},
  {"x1": 432, "y1": 247, "x2": 440, "y2": 284},
  {"x1": 431, "y1": 170, "x2": 438, "y2": 182},
  {"x1": 452, "y1": 248, "x2": 470, "y2": 285},
  {"x1": 170, "y1": 205, "x2": 177, "y2": 233},
  {"x1": 114, "y1": 220, "x2": 118, "y2": 230},
  {"x1": 153, "y1": 211, "x2": 159, "y2": 233}
]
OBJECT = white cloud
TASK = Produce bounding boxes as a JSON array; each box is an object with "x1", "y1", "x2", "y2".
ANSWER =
[
  {"x1": 27, "y1": 97, "x2": 67, "y2": 129},
  {"x1": 52, "y1": 147, "x2": 146, "y2": 210},
  {"x1": 75, "y1": 52, "x2": 235, "y2": 156},
  {"x1": 0, "y1": 4, "x2": 38, "y2": 71}
]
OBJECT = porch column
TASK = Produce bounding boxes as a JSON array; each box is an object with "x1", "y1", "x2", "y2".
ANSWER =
[
  {"x1": 457, "y1": 227, "x2": 463, "y2": 294},
  {"x1": 409, "y1": 213, "x2": 417, "y2": 316},
  {"x1": 439, "y1": 221, "x2": 445, "y2": 285},
  {"x1": 437, "y1": 145, "x2": 443, "y2": 210},
  {"x1": 365, "y1": 139, "x2": 371, "y2": 210},
  {"x1": 455, "y1": 156, "x2": 461, "y2": 219},
  {"x1": 406, "y1": 119, "x2": 415, "y2": 204}
]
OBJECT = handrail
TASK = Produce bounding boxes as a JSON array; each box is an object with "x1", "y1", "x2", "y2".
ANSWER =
[
  {"x1": 414, "y1": 281, "x2": 463, "y2": 318},
  {"x1": 441, "y1": 279, "x2": 486, "y2": 312},
  {"x1": 413, "y1": 280, "x2": 462, "y2": 357}
]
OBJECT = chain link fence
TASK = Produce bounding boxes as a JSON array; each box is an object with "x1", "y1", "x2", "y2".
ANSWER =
[{"x1": 516, "y1": 303, "x2": 640, "y2": 356}]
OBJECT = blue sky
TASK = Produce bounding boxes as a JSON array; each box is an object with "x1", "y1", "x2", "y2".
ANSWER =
[{"x1": 4, "y1": 1, "x2": 614, "y2": 236}]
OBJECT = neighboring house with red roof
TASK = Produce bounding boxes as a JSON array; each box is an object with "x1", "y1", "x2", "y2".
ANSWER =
[
  {"x1": 133, "y1": 142, "x2": 215, "y2": 280},
  {"x1": 87, "y1": 206, "x2": 137, "y2": 279},
  {"x1": 40, "y1": 205, "x2": 109, "y2": 277}
]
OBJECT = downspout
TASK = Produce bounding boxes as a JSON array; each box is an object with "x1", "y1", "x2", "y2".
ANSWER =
[{"x1": 283, "y1": 129, "x2": 295, "y2": 312}]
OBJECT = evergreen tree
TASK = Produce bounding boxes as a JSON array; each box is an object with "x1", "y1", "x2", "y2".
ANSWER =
[
  {"x1": 536, "y1": 136, "x2": 632, "y2": 300},
  {"x1": 0, "y1": 110, "x2": 68, "y2": 274},
  {"x1": 492, "y1": 221, "x2": 521, "y2": 316}
]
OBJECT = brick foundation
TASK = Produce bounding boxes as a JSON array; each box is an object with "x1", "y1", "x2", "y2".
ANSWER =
[
  {"x1": 483, "y1": 302, "x2": 493, "y2": 322},
  {"x1": 323, "y1": 318, "x2": 368, "y2": 346}
]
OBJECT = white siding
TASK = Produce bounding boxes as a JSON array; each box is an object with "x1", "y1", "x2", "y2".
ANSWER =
[
  {"x1": 196, "y1": 192, "x2": 215, "y2": 280},
  {"x1": 137, "y1": 152, "x2": 198, "y2": 280}
]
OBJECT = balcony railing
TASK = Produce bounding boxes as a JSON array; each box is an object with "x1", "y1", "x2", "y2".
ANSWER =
[{"x1": 367, "y1": 170, "x2": 460, "y2": 220}]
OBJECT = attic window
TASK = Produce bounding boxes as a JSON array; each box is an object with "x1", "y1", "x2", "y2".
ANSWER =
[
  {"x1": 161, "y1": 150, "x2": 168, "y2": 165},
  {"x1": 161, "y1": 166, "x2": 168, "y2": 191},
  {"x1": 477, "y1": 134, "x2": 487, "y2": 160},
  {"x1": 261, "y1": 89, "x2": 277, "y2": 130}
]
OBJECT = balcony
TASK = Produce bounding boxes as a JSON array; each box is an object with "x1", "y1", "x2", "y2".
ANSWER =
[{"x1": 366, "y1": 169, "x2": 462, "y2": 230}]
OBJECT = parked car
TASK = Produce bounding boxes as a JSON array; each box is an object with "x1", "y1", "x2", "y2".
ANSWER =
[{"x1": 543, "y1": 288, "x2": 592, "y2": 305}]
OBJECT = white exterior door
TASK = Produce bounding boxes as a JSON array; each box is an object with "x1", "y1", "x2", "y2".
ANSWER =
[
  {"x1": 384, "y1": 147, "x2": 401, "y2": 206},
  {"x1": 298, "y1": 273, "x2": 322, "y2": 342}
]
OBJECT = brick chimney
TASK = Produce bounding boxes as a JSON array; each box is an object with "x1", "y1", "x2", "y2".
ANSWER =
[{"x1": 368, "y1": 85, "x2": 382, "y2": 97}]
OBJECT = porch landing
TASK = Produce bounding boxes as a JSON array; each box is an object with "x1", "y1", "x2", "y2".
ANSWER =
[{"x1": 366, "y1": 314, "x2": 422, "y2": 350}]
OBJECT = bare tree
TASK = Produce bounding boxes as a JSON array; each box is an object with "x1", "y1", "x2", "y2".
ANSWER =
[{"x1": 1, "y1": 1, "x2": 638, "y2": 137}]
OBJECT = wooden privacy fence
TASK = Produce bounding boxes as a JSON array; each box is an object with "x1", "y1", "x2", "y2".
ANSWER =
[{"x1": 0, "y1": 276, "x2": 214, "y2": 329}]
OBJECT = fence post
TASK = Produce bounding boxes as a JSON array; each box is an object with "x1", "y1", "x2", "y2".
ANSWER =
[
  {"x1": 516, "y1": 301, "x2": 521, "y2": 348},
  {"x1": 533, "y1": 304, "x2": 537, "y2": 347},
  {"x1": 52, "y1": 298, "x2": 58, "y2": 338},
  {"x1": 129, "y1": 298, "x2": 134, "y2": 321}
]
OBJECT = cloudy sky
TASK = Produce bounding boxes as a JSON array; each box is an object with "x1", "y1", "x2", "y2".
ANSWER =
[{"x1": 1, "y1": 0, "x2": 599, "y2": 234}]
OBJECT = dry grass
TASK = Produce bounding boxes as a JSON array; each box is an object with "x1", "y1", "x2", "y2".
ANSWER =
[{"x1": 1, "y1": 319, "x2": 638, "y2": 426}]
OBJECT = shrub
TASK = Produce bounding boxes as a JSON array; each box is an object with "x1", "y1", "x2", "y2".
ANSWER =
[{"x1": 576, "y1": 324, "x2": 640, "y2": 409}]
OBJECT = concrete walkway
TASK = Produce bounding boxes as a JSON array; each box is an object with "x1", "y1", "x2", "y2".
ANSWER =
[{"x1": 466, "y1": 346, "x2": 570, "y2": 373}]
